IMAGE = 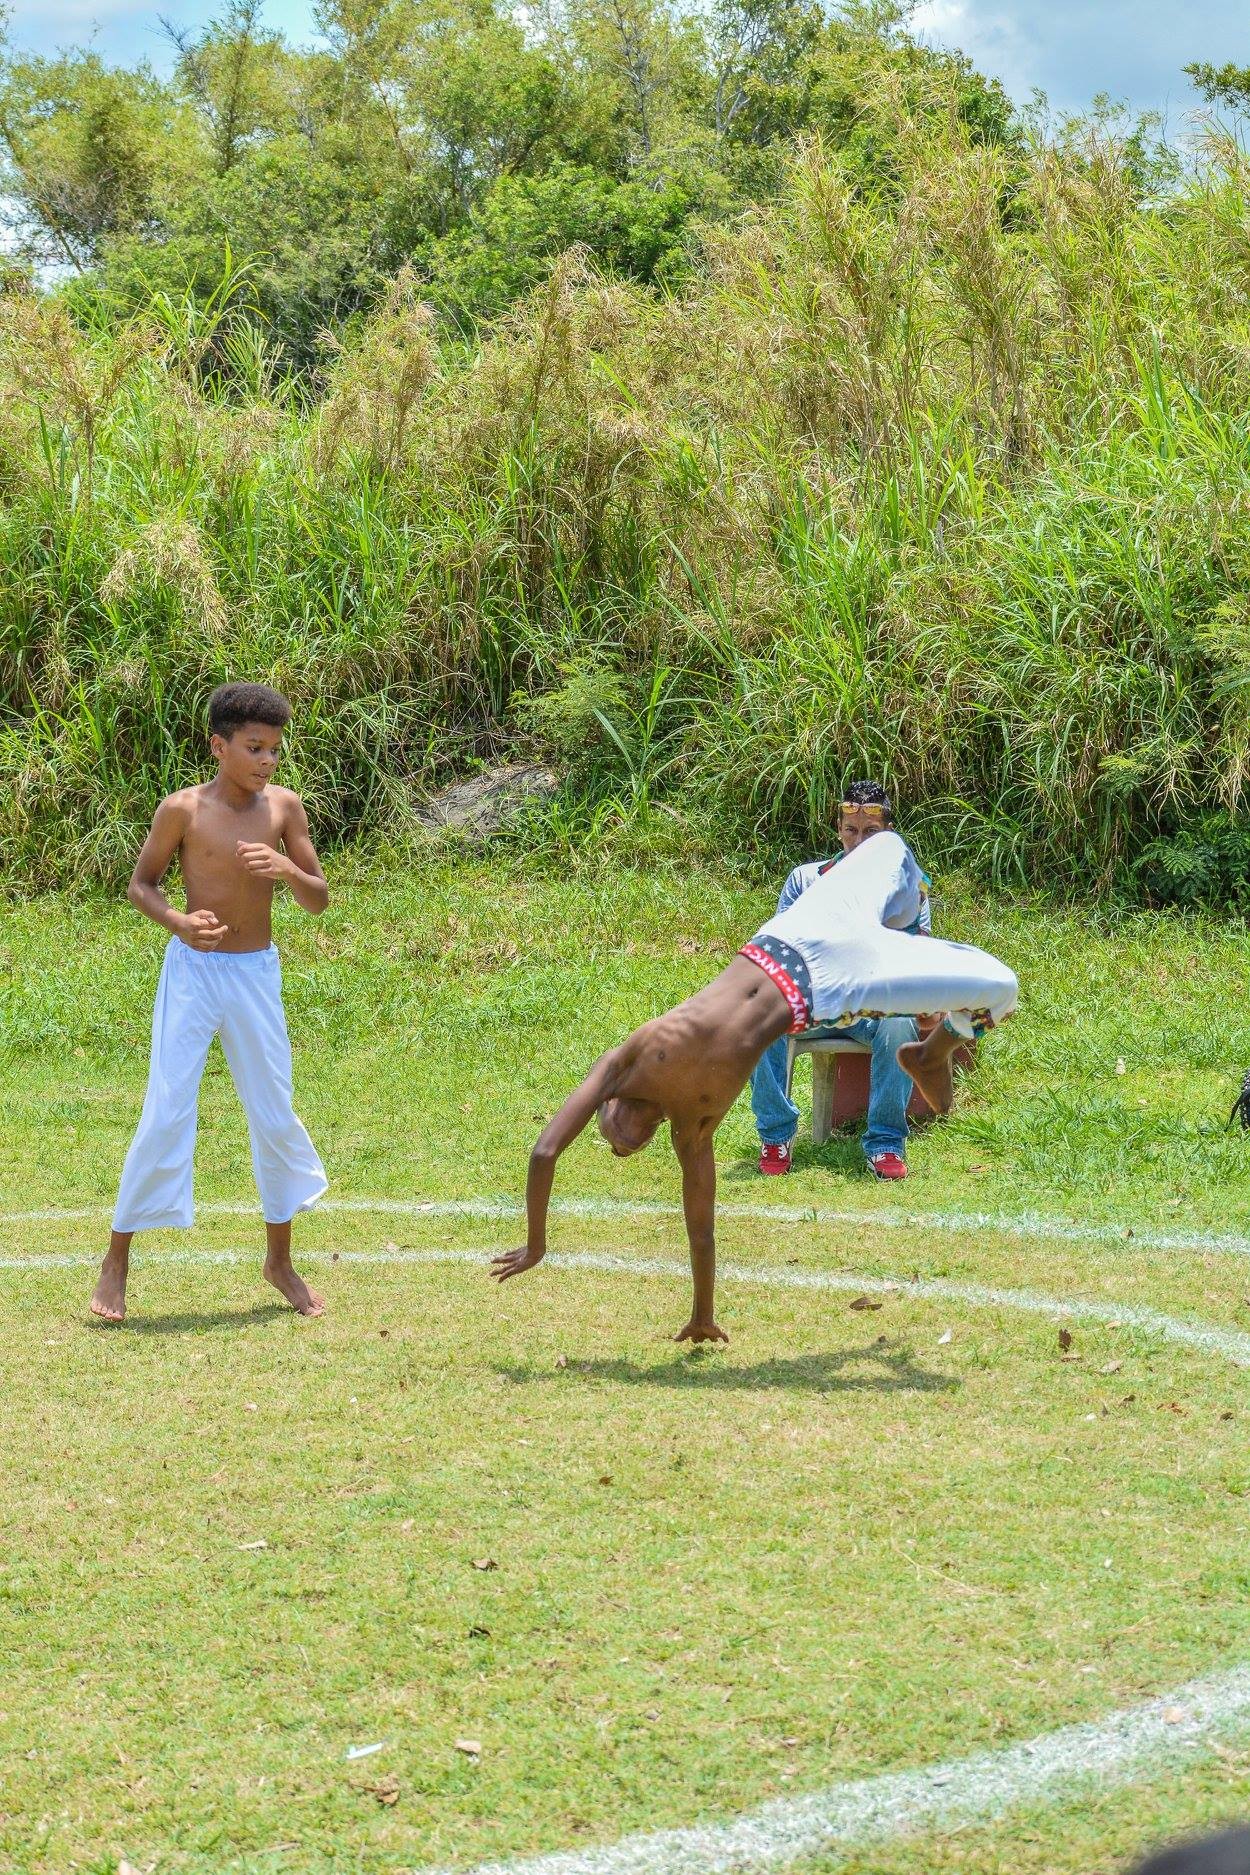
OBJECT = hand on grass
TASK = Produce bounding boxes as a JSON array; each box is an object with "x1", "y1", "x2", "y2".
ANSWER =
[
  {"x1": 237, "y1": 840, "x2": 293, "y2": 880},
  {"x1": 177, "y1": 908, "x2": 229, "y2": 952},
  {"x1": 675, "y1": 1316, "x2": 729, "y2": 1345},
  {"x1": 491, "y1": 1245, "x2": 545, "y2": 1283}
]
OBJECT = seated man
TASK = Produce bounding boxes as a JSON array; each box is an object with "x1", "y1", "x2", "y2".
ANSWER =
[
  {"x1": 493, "y1": 829, "x2": 1016, "y2": 1345},
  {"x1": 751, "y1": 779, "x2": 928, "y2": 1181}
]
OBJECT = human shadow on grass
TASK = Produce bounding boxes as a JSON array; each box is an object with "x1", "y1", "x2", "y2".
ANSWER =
[
  {"x1": 497, "y1": 1339, "x2": 958, "y2": 1396},
  {"x1": 89, "y1": 1302, "x2": 291, "y2": 1336}
]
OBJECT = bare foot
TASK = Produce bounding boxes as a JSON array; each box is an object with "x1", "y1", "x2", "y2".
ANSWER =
[
  {"x1": 90, "y1": 1257, "x2": 128, "y2": 1323},
  {"x1": 897, "y1": 1038, "x2": 955, "y2": 1116},
  {"x1": 263, "y1": 1259, "x2": 325, "y2": 1317}
]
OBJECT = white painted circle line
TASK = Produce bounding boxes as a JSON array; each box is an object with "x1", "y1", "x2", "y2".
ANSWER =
[
  {"x1": 4, "y1": 1241, "x2": 1248, "y2": 1365},
  {"x1": 7, "y1": 1245, "x2": 1250, "y2": 1365},
  {"x1": 4, "y1": 1192, "x2": 1250, "y2": 1261},
  {"x1": 421, "y1": 1666, "x2": 1250, "y2": 1875}
]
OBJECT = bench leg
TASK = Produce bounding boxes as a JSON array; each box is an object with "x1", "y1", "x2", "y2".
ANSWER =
[{"x1": 811, "y1": 1052, "x2": 836, "y2": 1146}]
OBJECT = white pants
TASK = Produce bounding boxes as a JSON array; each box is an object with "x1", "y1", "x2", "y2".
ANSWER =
[
  {"x1": 112, "y1": 940, "x2": 327, "y2": 1231},
  {"x1": 755, "y1": 832, "x2": 1018, "y2": 1038}
]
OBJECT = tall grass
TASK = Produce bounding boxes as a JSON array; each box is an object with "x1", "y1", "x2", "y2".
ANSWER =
[{"x1": 3, "y1": 93, "x2": 1250, "y2": 891}]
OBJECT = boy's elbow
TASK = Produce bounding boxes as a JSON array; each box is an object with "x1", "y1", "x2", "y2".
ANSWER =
[{"x1": 126, "y1": 877, "x2": 146, "y2": 909}]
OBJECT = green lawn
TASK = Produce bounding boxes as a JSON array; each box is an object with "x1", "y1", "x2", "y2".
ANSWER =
[{"x1": 4, "y1": 856, "x2": 1250, "y2": 1875}]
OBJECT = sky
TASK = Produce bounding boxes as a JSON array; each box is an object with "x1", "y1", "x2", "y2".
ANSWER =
[{"x1": 3, "y1": 0, "x2": 1247, "y2": 128}]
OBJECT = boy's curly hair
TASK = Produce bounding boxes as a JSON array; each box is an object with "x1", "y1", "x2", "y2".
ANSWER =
[{"x1": 208, "y1": 683, "x2": 292, "y2": 739}]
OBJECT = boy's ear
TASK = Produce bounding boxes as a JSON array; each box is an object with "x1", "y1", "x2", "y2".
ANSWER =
[{"x1": 209, "y1": 730, "x2": 229, "y2": 761}]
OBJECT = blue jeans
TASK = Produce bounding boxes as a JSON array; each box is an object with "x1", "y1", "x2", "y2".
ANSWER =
[{"x1": 749, "y1": 1016, "x2": 919, "y2": 1160}]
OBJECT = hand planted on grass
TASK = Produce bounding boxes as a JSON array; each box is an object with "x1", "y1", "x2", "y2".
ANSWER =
[
  {"x1": 491, "y1": 1245, "x2": 546, "y2": 1283},
  {"x1": 675, "y1": 1316, "x2": 729, "y2": 1345},
  {"x1": 178, "y1": 908, "x2": 229, "y2": 952},
  {"x1": 237, "y1": 840, "x2": 293, "y2": 880}
]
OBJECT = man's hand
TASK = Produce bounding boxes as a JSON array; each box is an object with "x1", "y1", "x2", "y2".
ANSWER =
[
  {"x1": 237, "y1": 840, "x2": 293, "y2": 880},
  {"x1": 675, "y1": 1316, "x2": 729, "y2": 1345},
  {"x1": 176, "y1": 908, "x2": 229, "y2": 952},
  {"x1": 491, "y1": 1245, "x2": 546, "y2": 1283}
]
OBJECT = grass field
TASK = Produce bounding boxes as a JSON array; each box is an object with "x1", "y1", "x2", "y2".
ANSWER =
[{"x1": 5, "y1": 856, "x2": 1250, "y2": 1874}]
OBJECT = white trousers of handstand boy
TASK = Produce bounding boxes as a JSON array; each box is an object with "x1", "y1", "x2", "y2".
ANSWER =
[
  {"x1": 753, "y1": 830, "x2": 1018, "y2": 1038},
  {"x1": 112, "y1": 939, "x2": 327, "y2": 1232}
]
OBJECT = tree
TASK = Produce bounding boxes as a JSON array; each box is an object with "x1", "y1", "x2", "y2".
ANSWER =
[
  {"x1": 0, "y1": 53, "x2": 203, "y2": 271},
  {"x1": 1185, "y1": 60, "x2": 1250, "y2": 111}
]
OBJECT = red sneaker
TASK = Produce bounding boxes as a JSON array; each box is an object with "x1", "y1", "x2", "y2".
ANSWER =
[
  {"x1": 867, "y1": 1151, "x2": 907, "y2": 1181},
  {"x1": 758, "y1": 1142, "x2": 793, "y2": 1176}
]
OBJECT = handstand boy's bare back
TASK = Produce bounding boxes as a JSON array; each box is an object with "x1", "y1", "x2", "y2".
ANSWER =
[
  {"x1": 493, "y1": 832, "x2": 1017, "y2": 1342},
  {"x1": 91, "y1": 683, "x2": 330, "y2": 1325}
]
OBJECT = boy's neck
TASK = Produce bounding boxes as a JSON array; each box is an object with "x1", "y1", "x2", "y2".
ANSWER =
[{"x1": 209, "y1": 772, "x2": 266, "y2": 811}]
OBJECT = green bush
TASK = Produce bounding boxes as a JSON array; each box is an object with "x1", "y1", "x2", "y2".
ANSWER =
[
  {"x1": 1132, "y1": 818, "x2": 1250, "y2": 911},
  {"x1": 2, "y1": 88, "x2": 1250, "y2": 899}
]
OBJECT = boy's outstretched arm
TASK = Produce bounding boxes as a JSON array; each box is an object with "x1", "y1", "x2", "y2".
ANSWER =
[
  {"x1": 673, "y1": 1127, "x2": 727, "y2": 1345},
  {"x1": 237, "y1": 794, "x2": 329, "y2": 915},
  {"x1": 492, "y1": 1051, "x2": 621, "y2": 1284},
  {"x1": 128, "y1": 797, "x2": 228, "y2": 951}
]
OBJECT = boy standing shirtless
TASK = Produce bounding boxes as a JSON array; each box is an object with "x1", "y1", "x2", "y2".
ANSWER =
[
  {"x1": 91, "y1": 683, "x2": 329, "y2": 1323},
  {"x1": 492, "y1": 831, "x2": 1017, "y2": 1343}
]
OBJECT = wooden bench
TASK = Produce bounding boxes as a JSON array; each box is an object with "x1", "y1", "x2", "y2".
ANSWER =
[{"x1": 784, "y1": 1023, "x2": 972, "y2": 1146}]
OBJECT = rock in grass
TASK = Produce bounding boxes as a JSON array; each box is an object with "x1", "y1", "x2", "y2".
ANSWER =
[{"x1": 417, "y1": 763, "x2": 558, "y2": 838}]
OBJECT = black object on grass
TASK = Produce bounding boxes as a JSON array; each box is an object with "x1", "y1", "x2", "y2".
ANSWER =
[
  {"x1": 1228, "y1": 1070, "x2": 1250, "y2": 1131},
  {"x1": 1130, "y1": 1824, "x2": 1250, "y2": 1875}
]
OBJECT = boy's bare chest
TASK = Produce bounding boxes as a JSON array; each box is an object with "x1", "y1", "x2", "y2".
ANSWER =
[{"x1": 184, "y1": 802, "x2": 283, "y2": 880}]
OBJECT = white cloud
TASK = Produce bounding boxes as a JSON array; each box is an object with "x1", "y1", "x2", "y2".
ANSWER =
[{"x1": 910, "y1": 0, "x2": 1248, "y2": 122}]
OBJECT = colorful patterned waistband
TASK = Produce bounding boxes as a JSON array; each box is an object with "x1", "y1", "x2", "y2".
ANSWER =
[{"x1": 739, "y1": 935, "x2": 814, "y2": 1034}]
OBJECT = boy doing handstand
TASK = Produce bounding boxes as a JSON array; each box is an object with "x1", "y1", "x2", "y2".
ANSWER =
[
  {"x1": 91, "y1": 683, "x2": 329, "y2": 1324},
  {"x1": 493, "y1": 831, "x2": 1017, "y2": 1343}
]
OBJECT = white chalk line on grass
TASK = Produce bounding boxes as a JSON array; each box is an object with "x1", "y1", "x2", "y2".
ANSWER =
[
  {"x1": 5, "y1": 1241, "x2": 1250, "y2": 1365},
  {"x1": 5, "y1": 1191, "x2": 1250, "y2": 1261},
  {"x1": 423, "y1": 1665, "x2": 1250, "y2": 1875},
  {"x1": 7, "y1": 1221, "x2": 1250, "y2": 1869}
]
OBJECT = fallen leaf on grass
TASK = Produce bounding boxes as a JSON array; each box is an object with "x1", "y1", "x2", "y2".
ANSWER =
[
  {"x1": 379, "y1": 1329, "x2": 390, "y2": 1339},
  {"x1": 1120, "y1": 1394, "x2": 1137, "y2": 1406},
  {"x1": 1159, "y1": 1402, "x2": 1187, "y2": 1415},
  {"x1": 472, "y1": 1558, "x2": 498, "y2": 1572},
  {"x1": 366, "y1": 1775, "x2": 400, "y2": 1806},
  {"x1": 237, "y1": 1540, "x2": 268, "y2": 1552},
  {"x1": 1099, "y1": 1361, "x2": 1122, "y2": 1375},
  {"x1": 555, "y1": 1354, "x2": 569, "y2": 1370},
  {"x1": 1222, "y1": 1410, "x2": 1236, "y2": 1421},
  {"x1": 244, "y1": 1403, "x2": 258, "y2": 1413},
  {"x1": 597, "y1": 1475, "x2": 613, "y2": 1486},
  {"x1": 849, "y1": 1296, "x2": 883, "y2": 1313},
  {"x1": 455, "y1": 1739, "x2": 482, "y2": 1758},
  {"x1": 1058, "y1": 1328, "x2": 1073, "y2": 1353},
  {"x1": 936, "y1": 1329, "x2": 953, "y2": 1346},
  {"x1": 468, "y1": 1625, "x2": 491, "y2": 1638},
  {"x1": 401, "y1": 1518, "x2": 415, "y2": 1533},
  {"x1": 1163, "y1": 1707, "x2": 1187, "y2": 1725},
  {"x1": 1115, "y1": 1058, "x2": 1126, "y2": 1075}
]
